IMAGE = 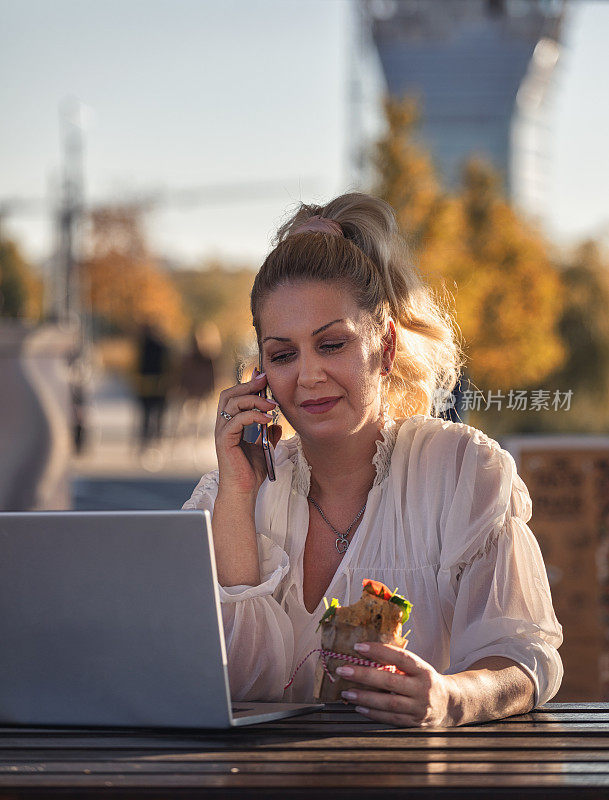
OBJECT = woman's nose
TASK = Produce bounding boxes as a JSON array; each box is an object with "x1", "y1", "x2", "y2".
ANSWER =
[{"x1": 297, "y1": 353, "x2": 326, "y2": 388}]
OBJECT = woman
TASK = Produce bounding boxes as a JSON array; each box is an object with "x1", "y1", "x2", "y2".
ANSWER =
[{"x1": 183, "y1": 193, "x2": 562, "y2": 727}]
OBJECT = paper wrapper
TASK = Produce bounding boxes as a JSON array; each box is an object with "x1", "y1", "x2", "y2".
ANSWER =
[{"x1": 313, "y1": 593, "x2": 408, "y2": 703}]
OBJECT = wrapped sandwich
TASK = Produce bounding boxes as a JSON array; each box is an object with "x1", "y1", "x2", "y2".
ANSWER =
[{"x1": 313, "y1": 579, "x2": 412, "y2": 703}]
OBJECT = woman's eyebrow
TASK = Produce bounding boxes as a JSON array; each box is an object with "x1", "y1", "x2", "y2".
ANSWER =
[{"x1": 262, "y1": 319, "x2": 345, "y2": 344}]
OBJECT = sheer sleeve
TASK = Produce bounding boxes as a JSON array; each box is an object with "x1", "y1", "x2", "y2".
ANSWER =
[
  {"x1": 437, "y1": 429, "x2": 563, "y2": 706},
  {"x1": 182, "y1": 472, "x2": 294, "y2": 700}
]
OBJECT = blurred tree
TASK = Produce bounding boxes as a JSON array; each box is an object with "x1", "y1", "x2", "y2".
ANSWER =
[
  {"x1": 82, "y1": 207, "x2": 188, "y2": 341},
  {"x1": 372, "y1": 97, "x2": 441, "y2": 253},
  {"x1": 552, "y1": 241, "x2": 609, "y2": 397},
  {"x1": 541, "y1": 241, "x2": 609, "y2": 430},
  {"x1": 173, "y1": 263, "x2": 256, "y2": 361},
  {"x1": 482, "y1": 240, "x2": 609, "y2": 436},
  {"x1": 0, "y1": 238, "x2": 42, "y2": 320},
  {"x1": 372, "y1": 96, "x2": 564, "y2": 391},
  {"x1": 454, "y1": 159, "x2": 564, "y2": 389}
]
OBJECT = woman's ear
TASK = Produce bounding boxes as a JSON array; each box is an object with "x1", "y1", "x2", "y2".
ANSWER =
[{"x1": 381, "y1": 318, "x2": 397, "y2": 373}]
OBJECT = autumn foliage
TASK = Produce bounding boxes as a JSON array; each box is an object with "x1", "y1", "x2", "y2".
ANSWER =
[
  {"x1": 541, "y1": 240, "x2": 609, "y2": 431},
  {"x1": 373, "y1": 97, "x2": 564, "y2": 391},
  {"x1": 172, "y1": 263, "x2": 256, "y2": 357},
  {"x1": 0, "y1": 239, "x2": 43, "y2": 320},
  {"x1": 82, "y1": 207, "x2": 188, "y2": 341}
]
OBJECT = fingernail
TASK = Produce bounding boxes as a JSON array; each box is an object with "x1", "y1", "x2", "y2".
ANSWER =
[
  {"x1": 355, "y1": 706, "x2": 369, "y2": 716},
  {"x1": 336, "y1": 666, "x2": 354, "y2": 677},
  {"x1": 354, "y1": 643, "x2": 370, "y2": 653},
  {"x1": 267, "y1": 400, "x2": 277, "y2": 407},
  {"x1": 256, "y1": 372, "x2": 266, "y2": 379},
  {"x1": 341, "y1": 690, "x2": 357, "y2": 701}
]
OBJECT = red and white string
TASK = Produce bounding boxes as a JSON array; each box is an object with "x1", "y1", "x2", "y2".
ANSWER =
[{"x1": 283, "y1": 648, "x2": 401, "y2": 691}]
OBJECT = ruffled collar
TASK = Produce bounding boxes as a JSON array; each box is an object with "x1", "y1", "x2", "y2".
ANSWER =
[{"x1": 286, "y1": 416, "x2": 401, "y2": 496}]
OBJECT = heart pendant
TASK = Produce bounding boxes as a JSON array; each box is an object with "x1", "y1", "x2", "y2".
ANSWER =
[{"x1": 335, "y1": 537, "x2": 349, "y2": 554}]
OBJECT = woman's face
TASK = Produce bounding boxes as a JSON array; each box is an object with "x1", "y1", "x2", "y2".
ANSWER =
[{"x1": 259, "y1": 281, "x2": 386, "y2": 441}]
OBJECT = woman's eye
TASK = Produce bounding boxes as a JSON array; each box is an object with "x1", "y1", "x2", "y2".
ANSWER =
[
  {"x1": 269, "y1": 342, "x2": 345, "y2": 363},
  {"x1": 270, "y1": 352, "x2": 295, "y2": 363}
]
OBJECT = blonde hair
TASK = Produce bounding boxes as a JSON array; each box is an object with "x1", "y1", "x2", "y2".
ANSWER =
[{"x1": 250, "y1": 192, "x2": 462, "y2": 417}]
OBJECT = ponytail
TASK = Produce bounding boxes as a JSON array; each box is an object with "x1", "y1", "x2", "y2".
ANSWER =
[{"x1": 251, "y1": 192, "x2": 462, "y2": 417}]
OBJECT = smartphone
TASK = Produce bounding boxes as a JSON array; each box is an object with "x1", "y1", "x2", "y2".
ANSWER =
[{"x1": 258, "y1": 352, "x2": 276, "y2": 481}]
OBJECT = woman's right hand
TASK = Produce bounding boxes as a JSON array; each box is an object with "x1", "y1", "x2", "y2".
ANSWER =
[{"x1": 215, "y1": 369, "x2": 282, "y2": 498}]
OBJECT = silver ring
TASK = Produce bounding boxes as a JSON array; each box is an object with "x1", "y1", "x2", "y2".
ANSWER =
[{"x1": 220, "y1": 410, "x2": 233, "y2": 421}]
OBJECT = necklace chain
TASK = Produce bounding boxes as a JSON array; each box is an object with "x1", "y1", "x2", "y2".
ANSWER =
[{"x1": 307, "y1": 495, "x2": 367, "y2": 554}]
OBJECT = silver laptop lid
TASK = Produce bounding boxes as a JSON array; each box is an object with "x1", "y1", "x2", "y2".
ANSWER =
[{"x1": 0, "y1": 510, "x2": 233, "y2": 728}]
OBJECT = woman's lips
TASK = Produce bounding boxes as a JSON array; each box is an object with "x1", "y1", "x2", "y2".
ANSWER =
[{"x1": 301, "y1": 397, "x2": 341, "y2": 414}]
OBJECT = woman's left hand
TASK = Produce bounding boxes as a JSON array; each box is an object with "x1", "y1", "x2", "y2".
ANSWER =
[{"x1": 336, "y1": 642, "x2": 457, "y2": 728}]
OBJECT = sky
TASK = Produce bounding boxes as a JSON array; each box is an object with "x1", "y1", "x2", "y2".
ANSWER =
[{"x1": 1, "y1": 0, "x2": 609, "y2": 267}]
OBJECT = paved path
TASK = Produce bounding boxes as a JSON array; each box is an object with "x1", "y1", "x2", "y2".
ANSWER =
[{"x1": 70, "y1": 372, "x2": 217, "y2": 510}]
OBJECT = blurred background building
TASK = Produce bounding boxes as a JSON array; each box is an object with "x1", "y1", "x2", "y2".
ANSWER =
[{"x1": 357, "y1": 0, "x2": 564, "y2": 220}]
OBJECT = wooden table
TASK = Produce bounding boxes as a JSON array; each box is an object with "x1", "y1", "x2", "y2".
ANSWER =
[{"x1": 2, "y1": 703, "x2": 609, "y2": 798}]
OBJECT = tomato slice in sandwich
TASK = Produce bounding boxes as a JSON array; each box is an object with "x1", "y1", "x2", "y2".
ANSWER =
[
  {"x1": 362, "y1": 579, "x2": 393, "y2": 601},
  {"x1": 362, "y1": 579, "x2": 413, "y2": 624}
]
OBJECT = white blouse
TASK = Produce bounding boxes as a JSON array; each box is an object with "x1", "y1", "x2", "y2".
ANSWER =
[{"x1": 183, "y1": 415, "x2": 563, "y2": 707}]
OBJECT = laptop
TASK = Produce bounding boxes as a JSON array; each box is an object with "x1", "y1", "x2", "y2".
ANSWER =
[{"x1": 0, "y1": 510, "x2": 322, "y2": 729}]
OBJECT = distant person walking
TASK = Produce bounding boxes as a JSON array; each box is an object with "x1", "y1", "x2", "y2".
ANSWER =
[
  {"x1": 178, "y1": 329, "x2": 215, "y2": 403},
  {"x1": 135, "y1": 323, "x2": 170, "y2": 449},
  {"x1": 170, "y1": 325, "x2": 219, "y2": 450}
]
